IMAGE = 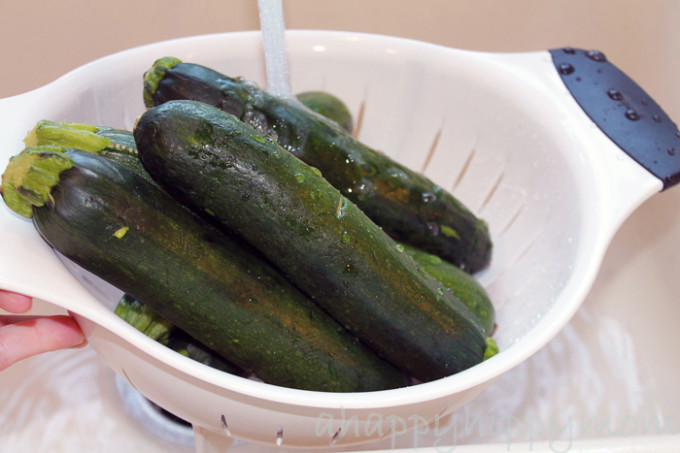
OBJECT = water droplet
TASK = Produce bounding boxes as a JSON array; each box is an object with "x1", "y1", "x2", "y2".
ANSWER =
[
  {"x1": 281, "y1": 141, "x2": 302, "y2": 155},
  {"x1": 341, "y1": 231, "x2": 351, "y2": 243},
  {"x1": 395, "y1": 243, "x2": 405, "y2": 253},
  {"x1": 335, "y1": 197, "x2": 348, "y2": 219},
  {"x1": 652, "y1": 114, "x2": 662, "y2": 123},
  {"x1": 426, "y1": 222, "x2": 440, "y2": 236},
  {"x1": 294, "y1": 172, "x2": 305, "y2": 183},
  {"x1": 557, "y1": 63, "x2": 574, "y2": 75},
  {"x1": 586, "y1": 50, "x2": 607, "y2": 62},
  {"x1": 561, "y1": 47, "x2": 576, "y2": 54},
  {"x1": 387, "y1": 167, "x2": 409, "y2": 179},
  {"x1": 607, "y1": 89, "x2": 623, "y2": 101},
  {"x1": 243, "y1": 109, "x2": 270, "y2": 134},
  {"x1": 668, "y1": 148, "x2": 676, "y2": 156},
  {"x1": 421, "y1": 192, "x2": 437, "y2": 203},
  {"x1": 625, "y1": 109, "x2": 640, "y2": 121},
  {"x1": 351, "y1": 179, "x2": 375, "y2": 200}
]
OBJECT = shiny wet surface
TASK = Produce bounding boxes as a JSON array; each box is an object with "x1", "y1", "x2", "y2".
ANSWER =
[{"x1": 2, "y1": 190, "x2": 680, "y2": 452}]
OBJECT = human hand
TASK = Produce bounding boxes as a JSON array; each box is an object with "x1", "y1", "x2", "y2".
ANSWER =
[{"x1": 0, "y1": 290, "x2": 86, "y2": 371}]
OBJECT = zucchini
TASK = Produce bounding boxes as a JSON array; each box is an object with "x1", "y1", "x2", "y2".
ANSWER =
[
  {"x1": 114, "y1": 294, "x2": 174, "y2": 344},
  {"x1": 400, "y1": 243, "x2": 495, "y2": 336},
  {"x1": 114, "y1": 295, "x2": 246, "y2": 375},
  {"x1": 0, "y1": 146, "x2": 405, "y2": 392},
  {"x1": 143, "y1": 57, "x2": 492, "y2": 273},
  {"x1": 134, "y1": 99, "x2": 488, "y2": 381},
  {"x1": 296, "y1": 91, "x2": 354, "y2": 134},
  {"x1": 294, "y1": 93, "x2": 496, "y2": 334}
]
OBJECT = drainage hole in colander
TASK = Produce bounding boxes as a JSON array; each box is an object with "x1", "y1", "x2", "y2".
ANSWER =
[
  {"x1": 497, "y1": 203, "x2": 525, "y2": 236},
  {"x1": 352, "y1": 99, "x2": 366, "y2": 139},
  {"x1": 420, "y1": 127, "x2": 443, "y2": 174},
  {"x1": 330, "y1": 427, "x2": 342, "y2": 445},
  {"x1": 452, "y1": 146, "x2": 476, "y2": 191},
  {"x1": 220, "y1": 414, "x2": 231, "y2": 436},
  {"x1": 478, "y1": 172, "x2": 505, "y2": 213}
]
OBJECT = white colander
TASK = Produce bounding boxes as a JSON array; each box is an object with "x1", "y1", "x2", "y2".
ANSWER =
[{"x1": 1, "y1": 31, "x2": 678, "y2": 452}]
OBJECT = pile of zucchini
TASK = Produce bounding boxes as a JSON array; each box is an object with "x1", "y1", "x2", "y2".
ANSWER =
[{"x1": 0, "y1": 58, "x2": 497, "y2": 392}]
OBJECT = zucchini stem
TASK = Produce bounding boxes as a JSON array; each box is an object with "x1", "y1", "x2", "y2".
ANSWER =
[
  {"x1": 143, "y1": 57, "x2": 183, "y2": 108},
  {"x1": 24, "y1": 120, "x2": 133, "y2": 154},
  {"x1": 483, "y1": 337, "x2": 499, "y2": 360},
  {"x1": 114, "y1": 295, "x2": 174, "y2": 344},
  {"x1": 0, "y1": 146, "x2": 74, "y2": 217}
]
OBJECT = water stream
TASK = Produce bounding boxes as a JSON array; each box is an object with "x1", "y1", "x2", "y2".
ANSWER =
[{"x1": 257, "y1": 0, "x2": 293, "y2": 99}]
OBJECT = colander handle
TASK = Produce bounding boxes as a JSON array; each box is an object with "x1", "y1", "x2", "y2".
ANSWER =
[{"x1": 549, "y1": 47, "x2": 680, "y2": 190}]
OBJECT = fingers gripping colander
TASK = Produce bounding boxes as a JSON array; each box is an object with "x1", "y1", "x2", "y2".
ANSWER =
[{"x1": 1, "y1": 31, "x2": 678, "y2": 451}]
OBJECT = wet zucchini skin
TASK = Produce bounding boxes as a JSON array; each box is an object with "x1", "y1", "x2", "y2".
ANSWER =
[
  {"x1": 401, "y1": 244, "x2": 495, "y2": 336},
  {"x1": 296, "y1": 91, "x2": 354, "y2": 134},
  {"x1": 145, "y1": 59, "x2": 492, "y2": 273},
  {"x1": 134, "y1": 100, "x2": 487, "y2": 382},
  {"x1": 30, "y1": 149, "x2": 404, "y2": 392}
]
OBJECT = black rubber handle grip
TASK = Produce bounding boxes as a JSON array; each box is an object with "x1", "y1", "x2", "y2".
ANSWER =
[{"x1": 549, "y1": 47, "x2": 680, "y2": 190}]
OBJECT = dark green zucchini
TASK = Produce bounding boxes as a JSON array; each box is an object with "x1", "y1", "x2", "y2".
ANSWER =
[
  {"x1": 296, "y1": 91, "x2": 354, "y2": 134},
  {"x1": 134, "y1": 100, "x2": 488, "y2": 381},
  {"x1": 400, "y1": 243, "x2": 495, "y2": 336},
  {"x1": 114, "y1": 295, "x2": 246, "y2": 375},
  {"x1": 0, "y1": 146, "x2": 405, "y2": 392},
  {"x1": 143, "y1": 57, "x2": 492, "y2": 273},
  {"x1": 294, "y1": 94, "x2": 496, "y2": 334},
  {"x1": 26, "y1": 123, "x2": 268, "y2": 377}
]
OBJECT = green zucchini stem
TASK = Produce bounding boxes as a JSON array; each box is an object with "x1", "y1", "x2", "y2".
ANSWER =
[
  {"x1": 483, "y1": 337, "x2": 499, "y2": 360},
  {"x1": 25, "y1": 120, "x2": 125, "y2": 154},
  {"x1": 114, "y1": 295, "x2": 174, "y2": 344},
  {"x1": 143, "y1": 56, "x2": 183, "y2": 108},
  {"x1": 0, "y1": 146, "x2": 74, "y2": 218}
]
